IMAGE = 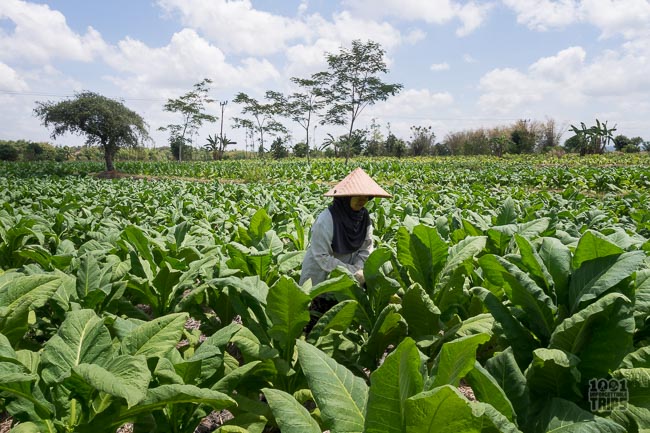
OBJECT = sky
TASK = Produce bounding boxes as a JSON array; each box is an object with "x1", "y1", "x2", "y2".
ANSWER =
[{"x1": 1, "y1": 0, "x2": 649, "y2": 151}]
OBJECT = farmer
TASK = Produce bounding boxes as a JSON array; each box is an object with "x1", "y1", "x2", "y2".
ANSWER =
[{"x1": 299, "y1": 167, "x2": 392, "y2": 287}]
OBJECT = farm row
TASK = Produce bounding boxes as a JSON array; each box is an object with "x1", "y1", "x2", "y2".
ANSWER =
[{"x1": 1, "y1": 157, "x2": 649, "y2": 432}]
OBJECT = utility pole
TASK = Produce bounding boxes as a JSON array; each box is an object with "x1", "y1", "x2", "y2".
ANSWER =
[{"x1": 219, "y1": 101, "x2": 227, "y2": 159}]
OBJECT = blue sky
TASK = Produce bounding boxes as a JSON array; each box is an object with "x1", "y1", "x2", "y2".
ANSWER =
[{"x1": 1, "y1": 0, "x2": 649, "y2": 150}]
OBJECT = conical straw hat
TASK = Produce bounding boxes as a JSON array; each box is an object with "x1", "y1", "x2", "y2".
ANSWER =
[{"x1": 324, "y1": 167, "x2": 392, "y2": 198}]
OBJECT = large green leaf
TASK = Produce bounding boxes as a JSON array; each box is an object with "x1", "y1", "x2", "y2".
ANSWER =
[
  {"x1": 569, "y1": 251, "x2": 645, "y2": 313},
  {"x1": 429, "y1": 333, "x2": 490, "y2": 389},
  {"x1": 610, "y1": 368, "x2": 650, "y2": 429},
  {"x1": 550, "y1": 293, "x2": 634, "y2": 382},
  {"x1": 538, "y1": 237, "x2": 571, "y2": 308},
  {"x1": 400, "y1": 283, "x2": 441, "y2": 342},
  {"x1": 307, "y1": 299, "x2": 358, "y2": 343},
  {"x1": 484, "y1": 348, "x2": 529, "y2": 423},
  {"x1": 396, "y1": 225, "x2": 447, "y2": 293},
  {"x1": 572, "y1": 230, "x2": 625, "y2": 269},
  {"x1": 262, "y1": 388, "x2": 321, "y2": 433},
  {"x1": 266, "y1": 277, "x2": 311, "y2": 353},
  {"x1": 534, "y1": 397, "x2": 626, "y2": 433},
  {"x1": 360, "y1": 303, "x2": 407, "y2": 369},
  {"x1": 41, "y1": 309, "x2": 113, "y2": 384},
  {"x1": 465, "y1": 361, "x2": 516, "y2": 422},
  {"x1": 404, "y1": 385, "x2": 521, "y2": 433},
  {"x1": 120, "y1": 312, "x2": 188, "y2": 358},
  {"x1": 525, "y1": 348, "x2": 581, "y2": 401},
  {"x1": 514, "y1": 234, "x2": 553, "y2": 293},
  {"x1": 471, "y1": 287, "x2": 539, "y2": 369},
  {"x1": 0, "y1": 273, "x2": 63, "y2": 344},
  {"x1": 122, "y1": 225, "x2": 156, "y2": 270},
  {"x1": 480, "y1": 254, "x2": 556, "y2": 341},
  {"x1": 439, "y1": 235, "x2": 486, "y2": 283},
  {"x1": 619, "y1": 346, "x2": 650, "y2": 369},
  {"x1": 635, "y1": 269, "x2": 650, "y2": 327},
  {"x1": 248, "y1": 208, "x2": 272, "y2": 245},
  {"x1": 66, "y1": 354, "x2": 151, "y2": 408},
  {"x1": 365, "y1": 338, "x2": 423, "y2": 433},
  {"x1": 297, "y1": 340, "x2": 368, "y2": 433}
]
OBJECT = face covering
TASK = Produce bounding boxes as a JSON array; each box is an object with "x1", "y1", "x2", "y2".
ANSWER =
[{"x1": 328, "y1": 196, "x2": 370, "y2": 254}]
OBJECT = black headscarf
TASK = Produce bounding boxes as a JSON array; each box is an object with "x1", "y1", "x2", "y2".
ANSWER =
[{"x1": 329, "y1": 197, "x2": 371, "y2": 254}]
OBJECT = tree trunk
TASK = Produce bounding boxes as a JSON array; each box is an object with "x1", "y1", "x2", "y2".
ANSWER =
[{"x1": 104, "y1": 149, "x2": 115, "y2": 172}]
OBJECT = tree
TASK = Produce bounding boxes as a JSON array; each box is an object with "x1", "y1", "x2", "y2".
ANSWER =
[
  {"x1": 204, "y1": 133, "x2": 236, "y2": 160},
  {"x1": 270, "y1": 137, "x2": 289, "y2": 159},
  {"x1": 315, "y1": 39, "x2": 402, "y2": 163},
  {"x1": 613, "y1": 134, "x2": 631, "y2": 152},
  {"x1": 292, "y1": 142, "x2": 309, "y2": 157},
  {"x1": 159, "y1": 78, "x2": 217, "y2": 162},
  {"x1": 569, "y1": 119, "x2": 616, "y2": 155},
  {"x1": 233, "y1": 92, "x2": 288, "y2": 155},
  {"x1": 34, "y1": 91, "x2": 149, "y2": 171},
  {"x1": 508, "y1": 119, "x2": 536, "y2": 154},
  {"x1": 0, "y1": 142, "x2": 19, "y2": 161},
  {"x1": 409, "y1": 125, "x2": 435, "y2": 156}
]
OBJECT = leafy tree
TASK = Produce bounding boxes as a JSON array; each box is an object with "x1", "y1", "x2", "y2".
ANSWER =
[
  {"x1": 536, "y1": 118, "x2": 564, "y2": 152},
  {"x1": 489, "y1": 134, "x2": 511, "y2": 158},
  {"x1": 159, "y1": 78, "x2": 217, "y2": 162},
  {"x1": 614, "y1": 134, "x2": 631, "y2": 152},
  {"x1": 34, "y1": 91, "x2": 149, "y2": 171},
  {"x1": 269, "y1": 78, "x2": 324, "y2": 163},
  {"x1": 292, "y1": 141, "x2": 309, "y2": 157},
  {"x1": 315, "y1": 39, "x2": 402, "y2": 163},
  {"x1": 509, "y1": 120, "x2": 536, "y2": 154},
  {"x1": 233, "y1": 92, "x2": 288, "y2": 155},
  {"x1": 569, "y1": 119, "x2": 616, "y2": 155},
  {"x1": 270, "y1": 137, "x2": 289, "y2": 159},
  {"x1": 384, "y1": 132, "x2": 406, "y2": 157},
  {"x1": 409, "y1": 125, "x2": 435, "y2": 156},
  {"x1": 0, "y1": 142, "x2": 19, "y2": 161}
]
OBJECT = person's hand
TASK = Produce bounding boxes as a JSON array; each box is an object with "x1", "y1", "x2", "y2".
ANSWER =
[{"x1": 354, "y1": 269, "x2": 365, "y2": 285}]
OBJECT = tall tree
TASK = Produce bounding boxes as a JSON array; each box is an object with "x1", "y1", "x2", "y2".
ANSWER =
[
  {"x1": 570, "y1": 119, "x2": 617, "y2": 155},
  {"x1": 159, "y1": 78, "x2": 217, "y2": 162},
  {"x1": 233, "y1": 92, "x2": 288, "y2": 154},
  {"x1": 34, "y1": 91, "x2": 149, "y2": 171},
  {"x1": 409, "y1": 125, "x2": 435, "y2": 156},
  {"x1": 315, "y1": 39, "x2": 402, "y2": 163},
  {"x1": 268, "y1": 77, "x2": 324, "y2": 163}
]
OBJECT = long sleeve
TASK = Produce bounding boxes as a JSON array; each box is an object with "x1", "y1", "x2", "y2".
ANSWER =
[
  {"x1": 309, "y1": 210, "x2": 359, "y2": 274},
  {"x1": 353, "y1": 224, "x2": 373, "y2": 268}
]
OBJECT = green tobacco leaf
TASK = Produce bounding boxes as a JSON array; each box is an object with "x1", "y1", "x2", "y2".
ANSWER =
[
  {"x1": 465, "y1": 361, "x2": 516, "y2": 422},
  {"x1": 471, "y1": 287, "x2": 539, "y2": 369},
  {"x1": 439, "y1": 235, "x2": 486, "y2": 282},
  {"x1": 485, "y1": 348, "x2": 529, "y2": 423},
  {"x1": 364, "y1": 247, "x2": 401, "y2": 311},
  {"x1": 550, "y1": 293, "x2": 634, "y2": 383},
  {"x1": 122, "y1": 225, "x2": 156, "y2": 270},
  {"x1": 67, "y1": 354, "x2": 151, "y2": 408},
  {"x1": 41, "y1": 309, "x2": 113, "y2": 384},
  {"x1": 0, "y1": 273, "x2": 63, "y2": 344},
  {"x1": 248, "y1": 208, "x2": 272, "y2": 245},
  {"x1": 262, "y1": 388, "x2": 320, "y2": 433},
  {"x1": 360, "y1": 303, "x2": 407, "y2": 369},
  {"x1": 619, "y1": 346, "x2": 650, "y2": 369},
  {"x1": 572, "y1": 230, "x2": 624, "y2": 269},
  {"x1": 514, "y1": 234, "x2": 553, "y2": 293},
  {"x1": 365, "y1": 338, "x2": 423, "y2": 433},
  {"x1": 396, "y1": 225, "x2": 447, "y2": 293},
  {"x1": 569, "y1": 251, "x2": 644, "y2": 313},
  {"x1": 401, "y1": 284, "x2": 441, "y2": 341},
  {"x1": 307, "y1": 299, "x2": 358, "y2": 343},
  {"x1": 538, "y1": 237, "x2": 571, "y2": 308},
  {"x1": 404, "y1": 385, "x2": 520, "y2": 433},
  {"x1": 611, "y1": 368, "x2": 650, "y2": 429},
  {"x1": 496, "y1": 197, "x2": 517, "y2": 225},
  {"x1": 297, "y1": 340, "x2": 368, "y2": 433},
  {"x1": 635, "y1": 269, "x2": 650, "y2": 326},
  {"x1": 534, "y1": 398, "x2": 626, "y2": 433},
  {"x1": 120, "y1": 313, "x2": 188, "y2": 358},
  {"x1": 267, "y1": 277, "x2": 311, "y2": 353},
  {"x1": 526, "y1": 349, "x2": 581, "y2": 401},
  {"x1": 480, "y1": 254, "x2": 556, "y2": 341},
  {"x1": 430, "y1": 333, "x2": 490, "y2": 389}
]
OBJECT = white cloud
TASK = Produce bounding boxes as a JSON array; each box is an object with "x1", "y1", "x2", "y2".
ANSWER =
[
  {"x1": 430, "y1": 62, "x2": 451, "y2": 71},
  {"x1": 155, "y1": 0, "x2": 310, "y2": 56},
  {"x1": 103, "y1": 29, "x2": 281, "y2": 96},
  {"x1": 502, "y1": 0, "x2": 579, "y2": 31},
  {"x1": 0, "y1": 62, "x2": 29, "y2": 91},
  {"x1": 368, "y1": 88, "x2": 454, "y2": 119},
  {"x1": 503, "y1": 0, "x2": 650, "y2": 39},
  {"x1": 404, "y1": 29, "x2": 427, "y2": 44},
  {"x1": 342, "y1": 0, "x2": 493, "y2": 36},
  {"x1": 0, "y1": 0, "x2": 107, "y2": 63},
  {"x1": 463, "y1": 54, "x2": 478, "y2": 63}
]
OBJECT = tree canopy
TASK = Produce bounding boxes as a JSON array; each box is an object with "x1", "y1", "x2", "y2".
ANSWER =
[{"x1": 34, "y1": 91, "x2": 149, "y2": 171}]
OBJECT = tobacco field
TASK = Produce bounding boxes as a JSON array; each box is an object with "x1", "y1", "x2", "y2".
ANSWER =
[{"x1": 1, "y1": 154, "x2": 650, "y2": 433}]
